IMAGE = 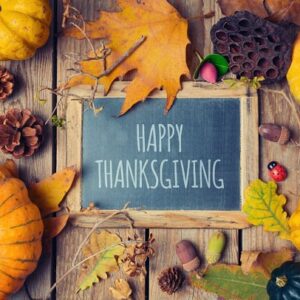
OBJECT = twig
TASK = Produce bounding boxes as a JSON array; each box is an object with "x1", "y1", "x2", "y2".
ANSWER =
[
  {"x1": 45, "y1": 240, "x2": 137, "y2": 299},
  {"x1": 71, "y1": 202, "x2": 134, "y2": 267},
  {"x1": 188, "y1": 11, "x2": 215, "y2": 21}
]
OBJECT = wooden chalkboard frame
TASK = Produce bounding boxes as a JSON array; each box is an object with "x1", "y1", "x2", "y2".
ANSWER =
[{"x1": 60, "y1": 82, "x2": 258, "y2": 229}]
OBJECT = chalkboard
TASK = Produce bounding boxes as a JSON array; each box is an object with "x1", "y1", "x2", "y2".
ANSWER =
[{"x1": 82, "y1": 97, "x2": 241, "y2": 211}]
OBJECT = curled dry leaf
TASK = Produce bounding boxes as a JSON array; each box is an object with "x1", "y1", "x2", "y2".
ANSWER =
[
  {"x1": 121, "y1": 233, "x2": 155, "y2": 278},
  {"x1": 65, "y1": 0, "x2": 190, "y2": 115},
  {"x1": 28, "y1": 167, "x2": 76, "y2": 217},
  {"x1": 109, "y1": 279, "x2": 132, "y2": 300},
  {"x1": 217, "y1": 0, "x2": 300, "y2": 25},
  {"x1": 241, "y1": 248, "x2": 294, "y2": 277}
]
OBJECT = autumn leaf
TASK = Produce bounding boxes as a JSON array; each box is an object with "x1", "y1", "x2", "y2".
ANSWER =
[
  {"x1": 191, "y1": 264, "x2": 269, "y2": 300},
  {"x1": 65, "y1": 0, "x2": 190, "y2": 115},
  {"x1": 43, "y1": 214, "x2": 69, "y2": 241},
  {"x1": 241, "y1": 248, "x2": 294, "y2": 277},
  {"x1": 28, "y1": 167, "x2": 76, "y2": 217},
  {"x1": 109, "y1": 279, "x2": 132, "y2": 300},
  {"x1": 242, "y1": 179, "x2": 291, "y2": 239},
  {"x1": 287, "y1": 33, "x2": 300, "y2": 102},
  {"x1": 217, "y1": 0, "x2": 300, "y2": 25},
  {"x1": 78, "y1": 231, "x2": 125, "y2": 292}
]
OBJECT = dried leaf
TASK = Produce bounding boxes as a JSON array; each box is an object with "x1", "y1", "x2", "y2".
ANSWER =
[
  {"x1": 121, "y1": 233, "x2": 155, "y2": 277},
  {"x1": 242, "y1": 179, "x2": 291, "y2": 239},
  {"x1": 287, "y1": 33, "x2": 300, "y2": 102},
  {"x1": 109, "y1": 279, "x2": 132, "y2": 300},
  {"x1": 241, "y1": 248, "x2": 294, "y2": 277},
  {"x1": 217, "y1": 0, "x2": 300, "y2": 25},
  {"x1": 265, "y1": 0, "x2": 300, "y2": 24},
  {"x1": 43, "y1": 214, "x2": 69, "y2": 241},
  {"x1": 66, "y1": 0, "x2": 190, "y2": 115},
  {"x1": 78, "y1": 231, "x2": 125, "y2": 291},
  {"x1": 191, "y1": 264, "x2": 269, "y2": 300},
  {"x1": 217, "y1": 0, "x2": 268, "y2": 18},
  {"x1": 28, "y1": 167, "x2": 76, "y2": 217}
]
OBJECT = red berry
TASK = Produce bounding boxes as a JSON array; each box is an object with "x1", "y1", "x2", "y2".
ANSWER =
[{"x1": 267, "y1": 161, "x2": 287, "y2": 182}]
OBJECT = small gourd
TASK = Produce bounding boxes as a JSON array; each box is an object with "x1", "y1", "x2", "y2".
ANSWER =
[
  {"x1": 289, "y1": 202, "x2": 300, "y2": 250},
  {"x1": 0, "y1": 0, "x2": 52, "y2": 60},
  {"x1": 267, "y1": 261, "x2": 300, "y2": 300},
  {"x1": 205, "y1": 231, "x2": 226, "y2": 264},
  {"x1": 176, "y1": 240, "x2": 200, "y2": 272},
  {"x1": 0, "y1": 160, "x2": 44, "y2": 299}
]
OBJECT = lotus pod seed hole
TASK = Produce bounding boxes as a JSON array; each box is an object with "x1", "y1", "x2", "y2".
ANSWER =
[
  {"x1": 266, "y1": 68, "x2": 277, "y2": 78},
  {"x1": 216, "y1": 31, "x2": 227, "y2": 41},
  {"x1": 230, "y1": 44, "x2": 241, "y2": 54},
  {"x1": 223, "y1": 22, "x2": 237, "y2": 31},
  {"x1": 229, "y1": 34, "x2": 241, "y2": 42},
  {"x1": 238, "y1": 19, "x2": 249, "y2": 27}
]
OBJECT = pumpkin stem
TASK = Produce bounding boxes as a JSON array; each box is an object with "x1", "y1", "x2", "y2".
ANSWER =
[{"x1": 276, "y1": 275, "x2": 288, "y2": 288}]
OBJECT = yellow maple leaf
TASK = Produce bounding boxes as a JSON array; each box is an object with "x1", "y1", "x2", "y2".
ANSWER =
[
  {"x1": 243, "y1": 179, "x2": 291, "y2": 239},
  {"x1": 65, "y1": 0, "x2": 190, "y2": 115},
  {"x1": 78, "y1": 231, "x2": 125, "y2": 291}
]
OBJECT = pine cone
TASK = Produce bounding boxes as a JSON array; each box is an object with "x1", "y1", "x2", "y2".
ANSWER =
[
  {"x1": 211, "y1": 11, "x2": 296, "y2": 83},
  {"x1": 0, "y1": 68, "x2": 14, "y2": 101},
  {"x1": 158, "y1": 267, "x2": 185, "y2": 295},
  {"x1": 0, "y1": 109, "x2": 44, "y2": 159}
]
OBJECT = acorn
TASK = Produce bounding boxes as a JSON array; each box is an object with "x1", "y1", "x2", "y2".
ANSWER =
[
  {"x1": 259, "y1": 124, "x2": 290, "y2": 145},
  {"x1": 176, "y1": 240, "x2": 201, "y2": 272},
  {"x1": 205, "y1": 231, "x2": 226, "y2": 265}
]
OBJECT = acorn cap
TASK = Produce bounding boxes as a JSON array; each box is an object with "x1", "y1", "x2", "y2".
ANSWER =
[
  {"x1": 182, "y1": 256, "x2": 201, "y2": 272},
  {"x1": 278, "y1": 126, "x2": 290, "y2": 145}
]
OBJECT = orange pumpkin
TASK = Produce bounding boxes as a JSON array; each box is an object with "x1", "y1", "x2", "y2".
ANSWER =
[{"x1": 0, "y1": 160, "x2": 43, "y2": 299}]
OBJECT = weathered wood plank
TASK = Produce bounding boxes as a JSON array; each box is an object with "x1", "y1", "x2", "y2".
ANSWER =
[
  {"x1": 56, "y1": 226, "x2": 145, "y2": 300},
  {"x1": 56, "y1": 1, "x2": 145, "y2": 299},
  {"x1": 242, "y1": 89, "x2": 297, "y2": 252},
  {"x1": 1, "y1": 1, "x2": 55, "y2": 298},
  {"x1": 148, "y1": 1, "x2": 240, "y2": 299},
  {"x1": 149, "y1": 229, "x2": 239, "y2": 300}
]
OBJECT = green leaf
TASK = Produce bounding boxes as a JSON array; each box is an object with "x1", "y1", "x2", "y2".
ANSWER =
[
  {"x1": 191, "y1": 264, "x2": 269, "y2": 300},
  {"x1": 243, "y1": 179, "x2": 291, "y2": 239},
  {"x1": 77, "y1": 231, "x2": 125, "y2": 292},
  {"x1": 203, "y1": 54, "x2": 229, "y2": 76},
  {"x1": 51, "y1": 115, "x2": 66, "y2": 128}
]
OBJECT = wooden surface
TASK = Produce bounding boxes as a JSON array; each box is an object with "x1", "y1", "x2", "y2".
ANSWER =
[{"x1": 3, "y1": 0, "x2": 296, "y2": 299}]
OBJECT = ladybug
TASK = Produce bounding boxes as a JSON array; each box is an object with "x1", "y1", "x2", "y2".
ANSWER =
[{"x1": 267, "y1": 161, "x2": 287, "y2": 182}]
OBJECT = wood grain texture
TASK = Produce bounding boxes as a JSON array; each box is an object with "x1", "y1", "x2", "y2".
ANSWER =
[
  {"x1": 56, "y1": 1, "x2": 145, "y2": 300},
  {"x1": 56, "y1": 225, "x2": 145, "y2": 300},
  {"x1": 3, "y1": 1, "x2": 55, "y2": 298},
  {"x1": 242, "y1": 88, "x2": 297, "y2": 252},
  {"x1": 70, "y1": 210, "x2": 250, "y2": 229},
  {"x1": 149, "y1": 229, "x2": 239, "y2": 300}
]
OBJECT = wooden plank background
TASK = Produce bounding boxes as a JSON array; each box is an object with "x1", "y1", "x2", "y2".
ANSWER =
[{"x1": 0, "y1": 0, "x2": 295, "y2": 299}]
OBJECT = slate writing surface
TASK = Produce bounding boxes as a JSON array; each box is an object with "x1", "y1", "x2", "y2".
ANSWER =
[{"x1": 82, "y1": 98, "x2": 241, "y2": 210}]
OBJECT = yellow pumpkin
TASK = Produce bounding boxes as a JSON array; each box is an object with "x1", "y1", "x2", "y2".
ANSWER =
[
  {"x1": 287, "y1": 33, "x2": 300, "y2": 102},
  {"x1": 0, "y1": 0, "x2": 52, "y2": 60},
  {"x1": 0, "y1": 160, "x2": 44, "y2": 299},
  {"x1": 289, "y1": 201, "x2": 300, "y2": 250}
]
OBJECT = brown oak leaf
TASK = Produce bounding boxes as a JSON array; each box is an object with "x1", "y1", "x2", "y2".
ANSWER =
[
  {"x1": 65, "y1": 0, "x2": 190, "y2": 115},
  {"x1": 218, "y1": 0, "x2": 300, "y2": 25}
]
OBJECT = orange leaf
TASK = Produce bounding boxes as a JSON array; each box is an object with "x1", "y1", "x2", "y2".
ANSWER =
[
  {"x1": 28, "y1": 167, "x2": 76, "y2": 217},
  {"x1": 43, "y1": 214, "x2": 69, "y2": 241},
  {"x1": 241, "y1": 248, "x2": 294, "y2": 277},
  {"x1": 65, "y1": 0, "x2": 190, "y2": 115}
]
